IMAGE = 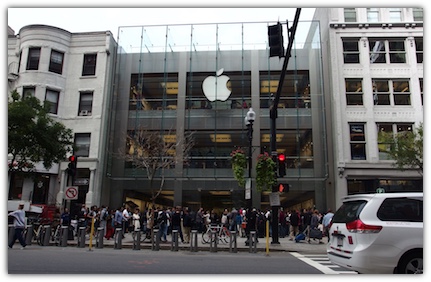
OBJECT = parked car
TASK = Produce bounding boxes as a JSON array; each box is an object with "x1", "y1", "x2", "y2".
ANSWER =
[{"x1": 327, "y1": 192, "x2": 423, "y2": 274}]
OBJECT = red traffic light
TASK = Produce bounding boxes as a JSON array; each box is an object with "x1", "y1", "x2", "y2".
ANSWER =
[
  {"x1": 68, "y1": 155, "x2": 76, "y2": 162},
  {"x1": 278, "y1": 154, "x2": 285, "y2": 162}
]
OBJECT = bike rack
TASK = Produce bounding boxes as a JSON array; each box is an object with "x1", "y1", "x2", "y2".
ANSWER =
[
  {"x1": 25, "y1": 225, "x2": 33, "y2": 245},
  {"x1": 229, "y1": 230, "x2": 237, "y2": 253},
  {"x1": 171, "y1": 230, "x2": 179, "y2": 251},
  {"x1": 43, "y1": 225, "x2": 51, "y2": 246},
  {"x1": 210, "y1": 229, "x2": 218, "y2": 252},
  {"x1": 133, "y1": 229, "x2": 141, "y2": 250},
  {"x1": 114, "y1": 228, "x2": 123, "y2": 249},
  {"x1": 249, "y1": 231, "x2": 257, "y2": 253},
  {"x1": 96, "y1": 227, "x2": 104, "y2": 249},
  {"x1": 60, "y1": 226, "x2": 68, "y2": 247},
  {"x1": 77, "y1": 227, "x2": 86, "y2": 248},
  {"x1": 190, "y1": 230, "x2": 198, "y2": 252},
  {"x1": 151, "y1": 228, "x2": 160, "y2": 251}
]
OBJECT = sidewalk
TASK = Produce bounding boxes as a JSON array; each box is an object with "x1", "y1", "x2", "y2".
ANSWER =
[{"x1": 70, "y1": 232, "x2": 328, "y2": 254}]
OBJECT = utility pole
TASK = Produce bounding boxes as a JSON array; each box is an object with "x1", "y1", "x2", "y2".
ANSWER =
[{"x1": 269, "y1": 8, "x2": 301, "y2": 244}]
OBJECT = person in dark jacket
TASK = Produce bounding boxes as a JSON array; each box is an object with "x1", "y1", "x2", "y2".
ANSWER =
[
  {"x1": 289, "y1": 209, "x2": 300, "y2": 240},
  {"x1": 170, "y1": 206, "x2": 184, "y2": 243}
]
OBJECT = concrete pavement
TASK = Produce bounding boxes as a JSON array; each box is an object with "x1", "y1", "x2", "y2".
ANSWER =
[{"x1": 55, "y1": 230, "x2": 328, "y2": 254}]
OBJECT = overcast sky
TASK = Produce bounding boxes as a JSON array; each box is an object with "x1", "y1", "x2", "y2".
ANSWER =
[{"x1": 8, "y1": 7, "x2": 316, "y2": 40}]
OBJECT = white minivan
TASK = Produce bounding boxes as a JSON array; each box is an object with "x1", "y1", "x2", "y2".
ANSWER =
[{"x1": 327, "y1": 192, "x2": 423, "y2": 274}]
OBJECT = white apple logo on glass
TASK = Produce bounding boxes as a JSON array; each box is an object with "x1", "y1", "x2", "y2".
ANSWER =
[{"x1": 202, "y1": 68, "x2": 231, "y2": 102}]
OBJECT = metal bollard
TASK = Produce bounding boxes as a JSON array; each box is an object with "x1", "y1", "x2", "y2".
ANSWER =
[
  {"x1": 229, "y1": 230, "x2": 237, "y2": 253},
  {"x1": 8, "y1": 225, "x2": 15, "y2": 246},
  {"x1": 171, "y1": 230, "x2": 179, "y2": 251},
  {"x1": 249, "y1": 231, "x2": 257, "y2": 253},
  {"x1": 61, "y1": 226, "x2": 69, "y2": 247},
  {"x1": 133, "y1": 229, "x2": 141, "y2": 250},
  {"x1": 152, "y1": 229, "x2": 160, "y2": 251},
  {"x1": 114, "y1": 228, "x2": 122, "y2": 249},
  {"x1": 96, "y1": 227, "x2": 104, "y2": 249},
  {"x1": 78, "y1": 227, "x2": 86, "y2": 248},
  {"x1": 43, "y1": 225, "x2": 51, "y2": 246},
  {"x1": 25, "y1": 225, "x2": 33, "y2": 245},
  {"x1": 190, "y1": 230, "x2": 198, "y2": 252},
  {"x1": 210, "y1": 229, "x2": 218, "y2": 252}
]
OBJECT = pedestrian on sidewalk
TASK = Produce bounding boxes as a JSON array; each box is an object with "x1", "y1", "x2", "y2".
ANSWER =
[
  {"x1": 8, "y1": 203, "x2": 27, "y2": 249},
  {"x1": 171, "y1": 206, "x2": 184, "y2": 243},
  {"x1": 182, "y1": 207, "x2": 192, "y2": 244},
  {"x1": 289, "y1": 209, "x2": 300, "y2": 240}
]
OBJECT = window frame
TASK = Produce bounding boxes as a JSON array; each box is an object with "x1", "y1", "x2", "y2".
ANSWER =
[
  {"x1": 45, "y1": 89, "x2": 60, "y2": 114},
  {"x1": 367, "y1": 8, "x2": 380, "y2": 22},
  {"x1": 78, "y1": 91, "x2": 94, "y2": 116},
  {"x1": 369, "y1": 38, "x2": 406, "y2": 64},
  {"x1": 342, "y1": 38, "x2": 360, "y2": 64},
  {"x1": 345, "y1": 78, "x2": 363, "y2": 106},
  {"x1": 82, "y1": 53, "x2": 97, "y2": 76},
  {"x1": 26, "y1": 47, "x2": 41, "y2": 70},
  {"x1": 415, "y1": 38, "x2": 423, "y2": 64},
  {"x1": 349, "y1": 123, "x2": 367, "y2": 160},
  {"x1": 74, "y1": 133, "x2": 91, "y2": 157},
  {"x1": 344, "y1": 8, "x2": 357, "y2": 22},
  {"x1": 48, "y1": 49, "x2": 64, "y2": 74}
]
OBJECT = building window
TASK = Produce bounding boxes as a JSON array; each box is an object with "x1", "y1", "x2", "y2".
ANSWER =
[
  {"x1": 26, "y1": 47, "x2": 40, "y2": 70},
  {"x1": 345, "y1": 78, "x2": 363, "y2": 105},
  {"x1": 419, "y1": 78, "x2": 423, "y2": 105},
  {"x1": 367, "y1": 8, "x2": 380, "y2": 22},
  {"x1": 130, "y1": 73, "x2": 178, "y2": 111},
  {"x1": 74, "y1": 133, "x2": 91, "y2": 157},
  {"x1": 344, "y1": 8, "x2": 356, "y2": 22},
  {"x1": 342, "y1": 38, "x2": 360, "y2": 63},
  {"x1": 372, "y1": 79, "x2": 410, "y2": 106},
  {"x1": 78, "y1": 91, "x2": 93, "y2": 116},
  {"x1": 369, "y1": 39, "x2": 406, "y2": 64},
  {"x1": 82, "y1": 53, "x2": 97, "y2": 76},
  {"x1": 377, "y1": 123, "x2": 413, "y2": 160},
  {"x1": 350, "y1": 123, "x2": 366, "y2": 160},
  {"x1": 415, "y1": 38, "x2": 423, "y2": 63},
  {"x1": 392, "y1": 80, "x2": 410, "y2": 105},
  {"x1": 45, "y1": 89, "x2": 59, "y2": 114},
  {"x1": 388, "y1": 8, "x2": 402, "y2": 22},
  {"x1": 413, "y1": 8, "x2": 423, "y2": 21},
  {"x1": 49, "y1": 50, "x2": 64, "y2": 74},
  {"x1": 260, "y1": 71, "x2": 310, "y2": 108},
  {"x1": 22, "y1": 86, "x2": 35, "y2": 99}
]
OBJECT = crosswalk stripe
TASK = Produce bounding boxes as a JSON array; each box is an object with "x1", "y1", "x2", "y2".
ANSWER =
[{"x1": 291, "y1": 253, "x2": 357, "y2": 274}]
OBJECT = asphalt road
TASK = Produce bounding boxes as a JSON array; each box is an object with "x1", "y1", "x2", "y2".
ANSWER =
[{"x1": 8, "y1": 246, "x2": 327, "y2": 275}]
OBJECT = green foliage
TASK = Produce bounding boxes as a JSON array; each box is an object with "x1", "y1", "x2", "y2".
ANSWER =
[
  {"x1": 8, "y1": 89, "x2": 74, "y2": 171},
  {"x1": 378, "y1": 123, "x2": 423, "y2": 174},
  {"x1": 230, "y1": 148, "x2": 247, "y2": 187},
  {"x1": 255, "y1": 152, "x2": 276, "y2": 191}
]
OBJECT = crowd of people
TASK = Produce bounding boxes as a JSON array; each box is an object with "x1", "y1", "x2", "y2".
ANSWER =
[{"x1": 55, "y1": 204, "x2": 334, "y2": 245}]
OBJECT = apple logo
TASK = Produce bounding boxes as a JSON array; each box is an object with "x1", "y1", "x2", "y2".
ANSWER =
[{"x1": 202, "y1": 68, "x2": 231, "y2": 102}]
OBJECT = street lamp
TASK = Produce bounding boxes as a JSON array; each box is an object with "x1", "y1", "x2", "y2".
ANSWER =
[{"x1": 245, "y1": 108, "x2": 256, "y2": 179}]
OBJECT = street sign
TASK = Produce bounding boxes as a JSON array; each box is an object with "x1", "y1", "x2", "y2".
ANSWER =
[
  {"x1": 65, "y1": 186, "x2": 79, "y2": 200},
  {"x1": 376, "y1": 187, "x2": 385, "y2": 193},
  {"x1": 269, "y1": 192, "x2": 280, "y2": 206},
  {"x1": 245, "y1": 178, "x2": 251, "y2": 200}
]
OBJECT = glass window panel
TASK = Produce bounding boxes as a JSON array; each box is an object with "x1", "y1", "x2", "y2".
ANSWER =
[
  {"x1": 344, "y1": 8, "x2": 356, "y2": 22},
  {"x1": 389, "y1": 40, "x2": 406, "y2": 63},
  {"x1": 369, "y1": 40, "x2": 386, "y2": 63},
  {"x1": 49, "y1": 50, "x2": 64, "y2": 74},
  {"x1": 377, "y1": 123, "x2": 393, "y2": 160},
  {"x1": 413, "y1": 8, "x2": 423, "y2": 21},
  {"x1": 82, "y1": 53, "x2": 97, "y2": 76},
  {"x1": 79, "y1": 92, "x2": 93, "y2": 114},
  {"x1": 22, "y1": 86, "x2": 35, "y2": 99},
  {"x1": 343, "y1": 39, "x2": 359, "y2": 63},
  {"x1": 75, "y1": 133, "x2": 91, "y2": 157},
  {"x1": 367, "y1": 8, "x2": 379, "y2": 22},
  {"x1": 389, "y1": 8, "x2": 402, "y2": 22},
  {"x1": 26, "y1": 47, "x2": 40, "y2": 70},
  {"x1": 45, "y1": 89, "x2": 59, "y2": 114},
  {"x1": 345, "y1": 78, "x2": 363, "y2": 105},
  {"x1": 415, "y1": 38, "x2": 423, "y2": 63}
]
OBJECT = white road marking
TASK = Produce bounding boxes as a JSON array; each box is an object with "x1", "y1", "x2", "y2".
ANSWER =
[{"x1": 290, "y1": 252, "x2": 357, "y2": 274}]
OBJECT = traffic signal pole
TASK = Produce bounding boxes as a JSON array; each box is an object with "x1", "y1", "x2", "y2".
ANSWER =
[{"x1": 269, "y1": 8, "x2": 301, "y2": 244}]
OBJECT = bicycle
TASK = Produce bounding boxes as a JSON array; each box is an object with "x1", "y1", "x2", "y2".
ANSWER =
[{"x1": 201, "y1": 224, "x2": 230, "y2": 244}]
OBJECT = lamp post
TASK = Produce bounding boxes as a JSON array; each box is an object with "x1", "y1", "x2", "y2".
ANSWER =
[{"x1": 244, "y1": 108, "x2": 256, "y2": 208}]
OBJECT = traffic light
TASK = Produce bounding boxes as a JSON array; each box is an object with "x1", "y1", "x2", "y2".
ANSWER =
[
  {"x1": 67, "y1": 155, "x2": 78, "y2": 177},
  {"x1": 278, "y1": 183, "x2": 290, "y2": 193},
  {"x1": 268, "y1": 22, "x2": 284, "y2": 58},
  {"x1": 278, "y1": 153, "x2": 286, "y2": 177}
]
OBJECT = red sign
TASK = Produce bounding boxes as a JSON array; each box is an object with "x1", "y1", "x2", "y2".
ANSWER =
[{"x1": 65, "y1": 186, "x2": 78, "y2": 200}]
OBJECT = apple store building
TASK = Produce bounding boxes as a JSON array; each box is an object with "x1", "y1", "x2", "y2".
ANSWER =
[{"x1": 106, "y1": 20, "x2": 328, "y2": 212}]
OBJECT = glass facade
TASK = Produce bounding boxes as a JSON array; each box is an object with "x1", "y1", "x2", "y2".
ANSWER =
[{"x1": 109, "y1": 20, "x2": 326, "y2": 211}]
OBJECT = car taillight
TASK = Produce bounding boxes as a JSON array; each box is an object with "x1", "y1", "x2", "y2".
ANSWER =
[{"x1": 345, "y1": 219, "x2": 382, "y2": 233}]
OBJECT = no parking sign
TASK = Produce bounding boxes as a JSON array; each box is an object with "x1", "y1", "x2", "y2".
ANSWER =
[{"x1": 65, "y1": 186, "x2": 79, "y2": 200}]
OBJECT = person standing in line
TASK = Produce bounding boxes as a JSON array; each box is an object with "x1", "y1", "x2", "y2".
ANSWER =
[
  {"x1": 194, "y1": 207, "x2": 204, "y2": 233},
  {"x1": 309, "y1": 209, "x2": 323, "y2": 244},
  {"x1": 132, "y1": 208, "x2": 141, "y2": 240},
  {"x1": 122, "y1": 206, "x2": 130, "y2": 235},
  {"x1": 114, "y1": 207, "x2": 125, "y2": 238},
  {"x1": 171, "y1": 206, "x2": 184, "y2": 243},
  {"x1": 99, "y1": 205, "x2": 109, "y2": 236},
  {"x1": 8, "y1": 203, "x2": 27, "y2": 249},
  {"x1": 182, "y1": 207, "x2": 192, "y2": 244}
]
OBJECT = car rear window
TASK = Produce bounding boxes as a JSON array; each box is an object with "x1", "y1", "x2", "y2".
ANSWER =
[
  {"x1": 332, "y1": 200, "x2": 367, "y2": 223},
  {"x1": 377, "y1": 197, "x2": 423, "y2": 222}
]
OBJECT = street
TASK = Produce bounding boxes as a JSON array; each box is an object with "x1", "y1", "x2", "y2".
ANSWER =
[{"x1": 7, "y1": 245, "x2": 354, "y2": 275}]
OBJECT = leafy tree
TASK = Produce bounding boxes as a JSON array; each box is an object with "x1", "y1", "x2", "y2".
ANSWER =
[
  {"x1": 121, "y1": 127, "x2": 194, "y2": 206},
  {"x1": 8, "y1": 89, "x2": 74, "y2": 181},
  {"x1": 378, "y1": 123, "x2": 423, "y2": 175}
]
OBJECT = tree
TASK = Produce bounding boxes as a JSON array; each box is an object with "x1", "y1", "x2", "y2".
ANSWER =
[
  {"x1": 378, "y1": 123, "x2": 423, "y2": 175},
  {"x1": 121, "y1": 127, "x2": 195, "y2": 205},
  {"x1": 8, "y1": 89, "x2": 74, "y2": 188}
]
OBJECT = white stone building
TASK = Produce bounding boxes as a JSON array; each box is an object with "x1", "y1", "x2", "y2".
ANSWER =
[
  {"x1": 7, "y1": 25, "x2": 117, "y2": 214},
  {"x1": 313, "y1": 8, "x2": 423, "y2": 208}
]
